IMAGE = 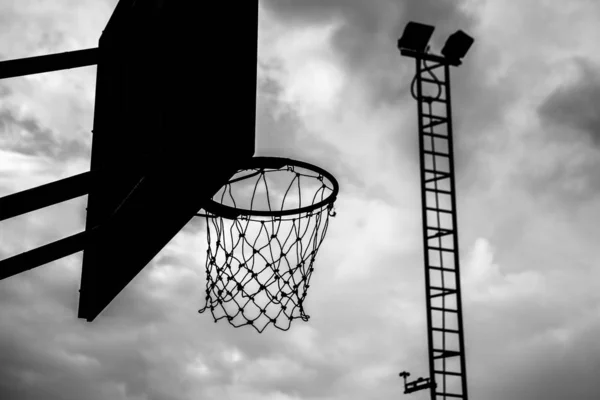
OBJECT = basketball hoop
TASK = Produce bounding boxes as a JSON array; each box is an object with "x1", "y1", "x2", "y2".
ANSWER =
[{"x1": 197, "y1": 157, "x2": 339, "y2": 333}]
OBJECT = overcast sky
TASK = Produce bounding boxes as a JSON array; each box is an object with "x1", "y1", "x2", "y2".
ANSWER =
[{"x1": 2, "y1": 0, "x2": 600, "y2": 399}]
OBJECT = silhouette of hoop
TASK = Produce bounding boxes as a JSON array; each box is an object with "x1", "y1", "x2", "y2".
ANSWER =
[
  {"x1": 201, "y1": 157, "x2": 339, "y2": 219},
  {"x1": 197, "y1": 156, "x2": 339, "y2": 333}
]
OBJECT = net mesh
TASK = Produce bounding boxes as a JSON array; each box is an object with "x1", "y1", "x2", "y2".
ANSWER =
[{"x1": 199, "y1": 163, "x2": 337, "y2": 333}]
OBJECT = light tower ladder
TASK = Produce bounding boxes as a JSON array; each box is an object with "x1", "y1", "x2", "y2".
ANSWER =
[{"x1": 414, "y1": 56, "x2": 469, "y2": 400}]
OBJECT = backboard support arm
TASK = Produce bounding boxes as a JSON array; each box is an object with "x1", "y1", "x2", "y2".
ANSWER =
[
  {"x1": 0, "y1": 228, "x2": 98, "y2": 280},
  {"x1": 0, "y1": 48, "x2": 98, "y2": 79},
  {"x1": 0, "y1": 171, "x2": 97, "y2": 222},
  {"x1": 0, "y1": 170, "x2": 104, "y2": 280}
]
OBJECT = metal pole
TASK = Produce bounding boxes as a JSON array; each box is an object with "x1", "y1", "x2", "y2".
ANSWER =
[
  {"x1": 0, "y1": 228, "x2": 97, "y2": 280},
  {"x1": 0, "y1": 171, "x2": 96, "y2": 222},
  {"x1": 444, "y1": 62, "x2": 469, "y2": 399},
  {"x1": 414, "y1": 57, "x2": 438, "y2": 400},
  {"x1": 0, "y1": 48, "x2": 98, "y2": 79}
]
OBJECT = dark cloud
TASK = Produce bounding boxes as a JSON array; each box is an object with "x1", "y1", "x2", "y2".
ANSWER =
[
  {"x1": 258, "y1": 0, "x2": 513, "y2": 193},
  {"x1": 481, "y1": 319, "x2": 600, "y2": 400},
  {"x1": 538, "y1": 58, "x2": 600, "y2": 145},
  {"x1": 522, "y1": 148, "x2": 600, "y2": 207},
  {"x1": 9, "y1": 2, "x2": 600, "y2": 400},
  {"x1": 262, "y1": 0, "x2": 475, "y2": 106},
  {"x1": 511, "y1": 58, "x2": 600, "y2": 205},
  {"x1": 0, "y1": 264, "x2": 192, "y2": 400}
]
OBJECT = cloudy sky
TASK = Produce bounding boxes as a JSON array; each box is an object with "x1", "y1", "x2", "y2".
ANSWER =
[{"x1": 2, "y1": 0, "x2": 600, "y2": 399}]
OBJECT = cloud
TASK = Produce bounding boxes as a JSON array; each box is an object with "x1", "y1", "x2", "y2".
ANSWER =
[
  {"x1": 5, "y1": 1, "x2": 600, "y2": 400},
  {"x1": 261, "y1": 0, "x2": 474, "y2": 104},
  {"x1": 463, "y1": 238, "x2": 546, "y2": 303},
  {"x1": 461, "y1": 233, "x2": 600, "y2": 400},
  {"x1": 0, "y1": 108, "x2": 88, "y2": 161},
  {"x1": 479, "y1": 315, "x2": 600, "y2": 400},
  {"x1": 538, "y1": 59, "x2": 600, "y2": 142}
]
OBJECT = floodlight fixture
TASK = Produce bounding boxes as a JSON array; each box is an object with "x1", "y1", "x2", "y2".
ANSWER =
[
  {"x1": 441, "y1": 30, "x2": 474, "y2": 65},
  {"x1": 397, "y1": 22, "x2": 435, "y2": 53}
]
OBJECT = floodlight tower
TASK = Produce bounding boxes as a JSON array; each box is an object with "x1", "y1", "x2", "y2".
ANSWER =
[{"x1": 396, "y1": 22, "x2": 474, "y2": 400}]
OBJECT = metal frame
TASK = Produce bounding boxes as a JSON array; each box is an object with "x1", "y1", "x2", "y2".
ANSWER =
[
  {"x1": 0, "y1": 166, "x2": 142, "y2": 280},
  {"x1": 400, "y1": 49, "x2": 469, "y2": 400},
  {"x1": 0, "y1": 171, "x2": 96, "y2": 222},
  {"x1": 200, "y1": 157, "x2": 339, "y2": 219},
  {"x1": 0, "y1": 48, "x2": 98, "y2": 79},
  {"x1": 1, "y1": 1, "x2": 263, "y2": 323},
  {"x1": 0, "y1": 49, "x2": 101, "y2": 280}
]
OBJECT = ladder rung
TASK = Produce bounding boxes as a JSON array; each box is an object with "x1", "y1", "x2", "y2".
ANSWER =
[
  {"x1": 421, "y1": 115, "x2": 448, "y2": 130},
  {"x1": 435, "y1": 392, "x2": 463, "y2": 398},
  {"x1": 430, "y1": 97, "x2": 447, "y2": 103},
  {"x1": 426, "y1": 207, "x2": 453, "y2": 214},
  {"x1": 427, "y1": 228, "x2": 453, "y2": 239},
  {"x1": 434, "y1": 370, "x2": 463, "y2": 377},
  {"x1": 424, "y1": 170, "x2": 451, "y2": 177},
  {"x1": 432, "y1": 327, "x2": 460, "y2": 334},
  {"x1": 423, "y1": 122, "x2": 446, "y2": 130},
  {"x1": 424, "y1": 168, "x2": 451, "y2": 175},
  {"x1": 430, "y1": 285, "x2": 456, "y2": 291},
  {"x1": 421, "y1": 77, "x2": 446, "y2": 85},
  {"x1": 421, "y1": 95, "x2": 448, "y2": 103},
  {"x1": 423, "y1": 113, "x2": 447, "y2": 121},
  {"x1": 430, "y1": 286, "x2": 457, "y2": 298},
  {"x1": 420, "y1": 62, "x2": 444, "y2": 74},
  {"x1": 430, "y1": 292, "x2": 456, "y2": 299},
  {"x1": 422, "y1": 131, "x2": 448, "y2": 140},
  {"x1": 424, "y1": 150, "x2": 450, "y2": 158},
  {"x1": 433, "y1": 349, "x2": 461, "y2": 359},
  {"x1": 428, "y1": 246, "x2": 454, "y2": 252},
  {"x1": 425, "y1": 187, "x2": 452, "y2": 195},
  {"x1": 424, "y1": 171, "x2": 451, "y2": 183},
  {"x1": 428, "y1": 266, "x2": 456, "y2": 273},
  {"x1": 431, "y1": 306, "x2": 458, "y2": 313}
]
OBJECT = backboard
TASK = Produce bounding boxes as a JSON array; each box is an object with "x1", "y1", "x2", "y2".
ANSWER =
[{"x1": 79, "y1": 0, "x2": 258, "y2": 321}]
